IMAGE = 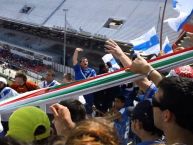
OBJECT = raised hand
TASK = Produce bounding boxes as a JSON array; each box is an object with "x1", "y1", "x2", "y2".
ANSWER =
[
  {"x1": 75, "y1": 48, "x2": 84, "y2": 52},
  {"x1": 50, "y1": 103, "x2": 75, "y2": 135},
  {"x1": 130, "y1": 54, "x2": 153, "y2": 74},
  {"x1": 104, "y1": 39, "x2": 125, "y2": 58}
]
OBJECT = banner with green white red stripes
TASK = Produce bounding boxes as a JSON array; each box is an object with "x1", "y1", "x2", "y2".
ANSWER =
[{"x1": 0, "y1": 47, "x2": 193, "y2": 113}]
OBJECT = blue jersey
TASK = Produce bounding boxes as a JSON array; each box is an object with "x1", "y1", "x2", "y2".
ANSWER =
[
  {"x1": 73, "y1": 64, "x2": 96, "y2": 80},
  {"x1": 114, "y1": 107, "x2": 129, "y2": 145},
  {"x1": 139, "y1": 83, "x2": 158, "y2": 101},
  {"x1": 0, "y1": 87, "x2": 18, "y2": 100}
]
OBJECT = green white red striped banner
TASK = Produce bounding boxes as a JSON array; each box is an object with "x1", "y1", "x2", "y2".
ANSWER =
[{"x1": 0, "y1": 47, "x2": 193, "y2": 113}]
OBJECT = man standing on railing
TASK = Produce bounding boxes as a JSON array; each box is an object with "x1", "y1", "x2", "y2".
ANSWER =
[{"x1": 72, "y1": 48, "x2": 96, "y2": 115}]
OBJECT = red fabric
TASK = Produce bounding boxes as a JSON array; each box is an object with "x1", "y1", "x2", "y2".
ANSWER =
[
  {"x1": 11, "y1": 81, "x2": 39, "y2": 93},
  {"x1": 174, "y1": 65, "x2": 193, "y2": 78}
]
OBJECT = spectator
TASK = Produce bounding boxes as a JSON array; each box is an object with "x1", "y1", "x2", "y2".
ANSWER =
[
  {"x1": 50, "y1": 99, "x2": 86, "y2": 136},
  {"x1": 131, "y1": 100, "x2": 164, "y2": 145},
  {"x1": 72, "y1": 48, "x2": 96, "y2": 114},
  {"x1": 105, "y1": 39, "x2": 193, "y2": 144},
  {"x1": 50, "y1": 103, "x2": 76, "y2": 136},
  {"x1": 0, "y1": 136, "x2": 27, "y2": 145},
  {"x1": 0, "y1": 77, "x2": 18, "y2": 134},
  {"x1": 11, "y1": 71, "x2": 39, "y2": 93},
  {"x1": 39, "y1": 69, "x2": 60, "y2": 88},
  {"x1": 112, "y1": 95, "x2": 129, "y2": 145},
  {"x1": 151, "y1": 77, "x2": 193, "y2": 144},
  {"x1": 106, "y1": 61, "x2": 118, "y2": 72},
  {"x1": 7, "y1": 106, "x2": 51, "y2": 144},
  {"x1": 0, "y1": 77, "x2": 18, "y2": 99},
  {"x1": 65, "y1": 118, "x2": 120, "y2": 145},
  {"x1": 63, "y1": 73, "x2": 74, "y2": 83},
  {"x1": 72, "y1": 48, "x2": 96, "y2": 81},
  {"x1": 105, "y1": 39, "x2": 158, "y2": 102},
  {"x1": 59, "y1": 99, "x2": 86, "y2": 123}
]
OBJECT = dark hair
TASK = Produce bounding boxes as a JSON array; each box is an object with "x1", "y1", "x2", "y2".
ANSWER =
[
  {"x1": 15, "y1": 71, "x2": 27, "y2": 82},
  {"x1": 98, "y1": 63, "x2": 108, "y2": 74},
  {"x1": 158, "y1": 76, "x2": 193, "y2": 133},
  {"x1": 0, "y1": 136, "x2": 27, "y2": 145},
  {"x1": 46, "y1": 135, "x2": 66, "y2": 145},
  {"x1": 106, "y1": 62, "x2": 112, "y2": 68},
  {"x1": 132, "y1": 100, "x2": 163, "y2": 137},
  {"x1": 115, "y1": 95, "x2": 126, "y2": 103},
  {"x1": 79, "y1": 57, "x2": 87, "y2": 63},
  {"x1": 59, "y1": 99, "x2": 86, "y2": 122},
  {"x1": 65, "y1": 118, "x2": 120, "y2": 145}
]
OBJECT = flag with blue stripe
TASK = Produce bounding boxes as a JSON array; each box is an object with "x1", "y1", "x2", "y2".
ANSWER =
[
  {"x1": 102, "y1": 54, "x2": 120, "y2": 70},
  {"x1": 162, "y1": 37, "x2": 173, "y2": 54},
  {"x1": 165, "y1": 0, "x2": 193, "y2": 32},
  {"x1": 130, "y1": 27, "x2": 160, "y2": 55}
]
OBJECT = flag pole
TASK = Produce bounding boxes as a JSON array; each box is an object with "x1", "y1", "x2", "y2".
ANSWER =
[{"x1": 160, "y1": 0, "x2": 168, "y2": 50}]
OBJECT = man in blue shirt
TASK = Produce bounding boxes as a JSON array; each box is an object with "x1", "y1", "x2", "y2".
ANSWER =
[{"x1": 72, "y1": 48, "x2": 96, "y2": 114}]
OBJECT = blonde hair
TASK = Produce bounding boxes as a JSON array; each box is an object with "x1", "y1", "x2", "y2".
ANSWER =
[{"x1": 65, "y1": 118, "x2": 120, "y2": 145}]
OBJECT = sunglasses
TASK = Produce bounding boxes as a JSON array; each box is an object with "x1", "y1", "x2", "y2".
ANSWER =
[{"x1": 152, "y1": 97, "x2": 167, "y2": 110}]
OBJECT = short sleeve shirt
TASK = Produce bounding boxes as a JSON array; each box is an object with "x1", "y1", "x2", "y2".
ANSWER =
[{"x1": 73, "y1": 64, "x2": 96, "y2": 80}]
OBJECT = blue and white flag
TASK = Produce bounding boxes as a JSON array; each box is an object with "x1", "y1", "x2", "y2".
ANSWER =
[
  {"x1": 162, "y1": 37, "x2": 173, "y2": 54},
  {"x1": 165, "y1": 0, "x2": 193, "y2": 32},
  {"x1": 130, "y1": 27, "x2": 160, "y2": 55}
]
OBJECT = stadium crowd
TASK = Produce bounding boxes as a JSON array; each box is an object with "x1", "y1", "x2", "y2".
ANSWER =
[
  {"x1": 0, "y1": 48, "x2": 49, "y2": 74},
  {"x1": 0, "y1": 32, "x2": 193, "y2": 145}
]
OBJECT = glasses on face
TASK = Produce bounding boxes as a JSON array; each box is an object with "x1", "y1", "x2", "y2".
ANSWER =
[{"x1": 152, "y1": 96, "x2": 166, "y2": 110}]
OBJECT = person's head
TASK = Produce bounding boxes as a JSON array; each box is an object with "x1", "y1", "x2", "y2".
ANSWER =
[
  {"x1": 65, "y1": 118, "x2": 120, "y2": 145},
  {"x1": 152, "y1": 76, "x2": 193, "y2": 134},
  {"x1": 0, "y1": 136, "x2": 27, "y2": 145},
  {"x1": 0, "y1": 77, "x2": 7, "y2": 89},
  {"x1": 79, "y1": 57, "x2": 88, "y2": 69},
  {"x1": 15, "y1": 71, "x2": 27, "y2": 85},
  {"x1": 114, "y1": 95, "x2": 125, "y2": 110},
  {"x1": 46, "y1": 135, "x2": 66, "y2": 145},
  {"x1": 7, "y1": 106, "x2": 51, "y2": 143},
  {"x1": 106, "y1": 61, "x2": 112, "y2": 68},
  {"x1": 63, "y1": 73, "x2": 73, "y2": 83},
  {"x1": 131, "y1": 100, "x2": 163, "y2": 140},
  {"x1": 45, "y1": 70, "x2": 55, "y2": 83},
  {"x1": 98, "y1": 63, "x2": 108, "y2": 74},
  {"x1": 59, "y1": 99, "x2": 86, "y2": 123}
]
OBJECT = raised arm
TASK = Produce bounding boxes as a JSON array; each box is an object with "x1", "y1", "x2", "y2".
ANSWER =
[
  {"x1": 72, "y1": 48, "x2": 83, "y2": 66},
  {"x1": 130, "y1": 54, "x2": 163, "y2": 86},
  {"x1": 104, "y1": 39, "x2": 132, "y2": 67}
]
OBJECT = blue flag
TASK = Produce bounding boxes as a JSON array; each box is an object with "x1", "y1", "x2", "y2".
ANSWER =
[
  {"x1": 130, "y1": 27, "x2": 160, "y2": 55},
  {"x1": 165, "y1": 0, "x2": 193, "y2": 31},
  {"x1": 162, "y1": 37, "x2": 173, "y2": 54}
]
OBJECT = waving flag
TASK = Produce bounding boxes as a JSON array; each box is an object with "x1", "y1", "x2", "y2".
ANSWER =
[
  {"x1": 165, "y1": 0, "x2": 193, "y2": 31},
  {"x1": 102, "y1": 54, "x2": 120, "y2": 70},
  {"x1": 162, "y1": 37, "x2": 173, "y2": 54},
  {"x1": 130, "y1": 27, "x2": 160, "y2": 55}
]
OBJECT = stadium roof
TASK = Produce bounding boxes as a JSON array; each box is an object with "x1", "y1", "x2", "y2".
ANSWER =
[{"x1": 0, "y1": 0, "x2": 181, "y2": 43}]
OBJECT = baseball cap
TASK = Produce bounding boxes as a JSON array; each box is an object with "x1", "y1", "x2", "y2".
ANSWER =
[
  {"x1": 131, "y1": 100, "x2": 153, "y2": 123},
  {"x1": 0, "y1": 77, "x2": 7, "y2": 85},
  {"x1": 7, "y1": 106, "x2": 50, "y2": 142}
]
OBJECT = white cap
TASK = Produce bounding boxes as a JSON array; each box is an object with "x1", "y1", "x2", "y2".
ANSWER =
[{"x1": 0, "y1": 77, "x2": 7, "y2": 85}]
